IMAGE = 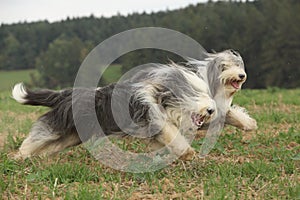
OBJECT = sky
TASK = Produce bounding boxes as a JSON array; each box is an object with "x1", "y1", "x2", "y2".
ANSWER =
[{"x1": 0, "y1": 0, "x2": 211, "y2": 24}]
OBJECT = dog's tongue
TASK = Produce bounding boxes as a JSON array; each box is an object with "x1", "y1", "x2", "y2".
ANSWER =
[{"x1": 231, "y1": 81, "x2": 240, "y2": 89}]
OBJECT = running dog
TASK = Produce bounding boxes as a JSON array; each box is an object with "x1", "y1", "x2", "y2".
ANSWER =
[
  {"x1": 187, "y1": 49, "x2": 257, "y2": 131},
  {"x1": 12, "y1": 64, "x2": 216, "y2": 160}
]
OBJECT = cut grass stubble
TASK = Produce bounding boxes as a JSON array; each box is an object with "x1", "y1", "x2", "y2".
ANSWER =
[{"x1": 0, "y1": 89, "x2": 299, "y2": 199}]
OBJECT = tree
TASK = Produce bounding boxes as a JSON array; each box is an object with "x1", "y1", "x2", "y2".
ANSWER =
[
  {"x1": 0, "y1": 0, "x2": 300, "y2": 88},
  {"x1": 34, "y1": 36, "x2": 90, "y2": 88},
  {"x1": 0, "y1": 34, "x2": 21, "y2": 70},
  {"x1": 260, "y1": 0, "x2": 300, "y2": 88}
]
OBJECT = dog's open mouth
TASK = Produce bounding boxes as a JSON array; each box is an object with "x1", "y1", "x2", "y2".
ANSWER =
[
  {"x1": 230, "y1": 80, "x2": 243, "y2": 89},
  {"x1": 191, "y1": 112, "x2": 205, "y2": 128}
]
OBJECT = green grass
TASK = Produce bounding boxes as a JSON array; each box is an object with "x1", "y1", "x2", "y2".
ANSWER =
[
  {"x1": 0, "y1": 89, "x2": 299, "y2": 199},
  {"x1": 0, "y1": 69, "x2": 37, "y2": 91}
]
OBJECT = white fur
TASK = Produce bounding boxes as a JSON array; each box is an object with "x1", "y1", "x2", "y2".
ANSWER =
[
  {"x1": 178, "y1": 67, "x2": 210, "y2": 95},
  {"x1": 155, "y1": 121, "x2": 195, "y2": 159},
  {"x1": 225, "y1": 105, "x2": 257, "y2": 131},
  {"x1": 189, "y1": 50, "x2": 257, "y2": 132},
  {"x1": 12, "y1": 83, "x2": 28, "y2": 104}
]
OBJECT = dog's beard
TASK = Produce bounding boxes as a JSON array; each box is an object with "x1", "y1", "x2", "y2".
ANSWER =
[{"x1": 219, "y1": 68, "x2": 246, "y2": 92}]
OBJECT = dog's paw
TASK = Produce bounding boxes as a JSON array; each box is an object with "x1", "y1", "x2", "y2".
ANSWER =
[
  {"x1": 243, "y1": 118, "x2": 258, "y2": 131},
  {"x1": 179, "y1": 147, "x2": 196, "y2": 161}
]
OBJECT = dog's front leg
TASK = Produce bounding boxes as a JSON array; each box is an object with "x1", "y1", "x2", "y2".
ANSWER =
[
  {"x1": 225, "y1": 105, "x2": 258, "y2": 131},
  {"x1": 155, "y1": 122, "x2": 195, "y2": 161}
]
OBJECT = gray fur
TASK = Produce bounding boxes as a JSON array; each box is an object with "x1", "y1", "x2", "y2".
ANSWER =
[
  {"x1": 187, "y1": 49, "x2": 245, "y2": 97},
  {"x1": 13, "y1": 49, "x2": 256, "y2": 159}
]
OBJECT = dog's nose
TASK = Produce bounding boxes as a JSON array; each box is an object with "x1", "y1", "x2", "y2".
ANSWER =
[
  {"x1": 207, "y1": 108, "x2": 215, "y2": 115},
  {"x1": 239, "y1": 74, "x2": 246, "y2": 79}
]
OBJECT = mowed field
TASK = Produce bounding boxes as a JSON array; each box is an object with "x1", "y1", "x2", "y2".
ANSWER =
[{"x1": 0, "y1": 70, "x2": 299, "y2": 199}]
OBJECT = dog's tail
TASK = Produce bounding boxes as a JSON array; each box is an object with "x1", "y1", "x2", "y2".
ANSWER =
[{"x1": 12, "y1": 83, "x2": 66, "y2": 108}]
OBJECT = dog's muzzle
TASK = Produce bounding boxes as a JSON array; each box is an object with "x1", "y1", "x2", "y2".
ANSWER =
[
  {"x1": 207, "y1": 108, "x2": 215, "y2": 115},
  {"x1": 230, "y1": 74, "x2": 246, "y2": 89},
  {"x1": 239, "y1": 74, "x2": 245, "y2": 79},
  {"x1": 191, "y1": 108, "x2": 215, "y2": 128}
]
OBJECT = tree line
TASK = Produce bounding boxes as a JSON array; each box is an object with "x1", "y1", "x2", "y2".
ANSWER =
[{"x1": 0, "y1": 0, "x2": 299, "y2": 88}]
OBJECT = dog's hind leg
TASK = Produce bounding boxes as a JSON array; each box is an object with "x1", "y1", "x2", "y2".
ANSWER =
[
  {"x1": 37, "y1": 132, "x2": 82, "y2": 156},
  {"x1": 16, "y1": 120, "x2": 59, "y2": 158},
  {"x1": 155, "y1": 121, "x2": 195, "y2": 161},
  {"x1": 225, "y1": 105, "x2": 258, "y2": 131},
  {"x1": 17, "y1": 120, "x2": 81, "y2": 159}
]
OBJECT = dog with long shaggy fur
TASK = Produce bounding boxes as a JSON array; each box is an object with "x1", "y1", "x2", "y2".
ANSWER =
[
  {"x1": 187, "y1": 49, "x2": 257, "y2": 131},
  {"x1": 126, "y1": 49, "x2": 257, "y2": 131},
  {"x1": 12, "y1": 49, "x2": 257, "y2": 160},
  {"x1": 12, "y1": 64, "x2": 217, "y2": 160}
]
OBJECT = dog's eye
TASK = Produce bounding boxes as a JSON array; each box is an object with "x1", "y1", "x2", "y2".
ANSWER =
[{"x1": 221, "y1": 64, "x2": 227, "y2": 72}]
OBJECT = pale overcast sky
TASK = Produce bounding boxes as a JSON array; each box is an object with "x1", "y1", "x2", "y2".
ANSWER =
[{"x1": 0, "y1": 0, "x2": 212, "y2": 24}]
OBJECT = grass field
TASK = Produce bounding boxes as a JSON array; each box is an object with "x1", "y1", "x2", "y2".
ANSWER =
[
  {"x1": 0, "y1": 84, "x2": 300, "y2": 198},
  {"x1": 0, "y1": 70, "x2": 37, "y2": 92}
]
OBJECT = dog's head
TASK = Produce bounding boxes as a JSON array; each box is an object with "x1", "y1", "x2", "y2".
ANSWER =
[
  {"x1": 201, "y1": 49, "x2": 246, "y2": 97},
  {"x1": 217, "y1": 49, "x2": 246, "y2": 93},
  {"x1": 189, "y1": 93, "x2": 217, "y2": 128}
]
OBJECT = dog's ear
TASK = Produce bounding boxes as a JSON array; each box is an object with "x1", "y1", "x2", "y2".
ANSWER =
[{"x1": 206, "y1": 59, "x2": 221, "y2": 97}]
